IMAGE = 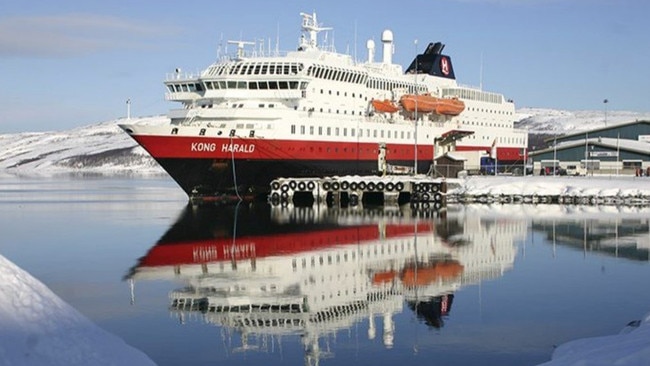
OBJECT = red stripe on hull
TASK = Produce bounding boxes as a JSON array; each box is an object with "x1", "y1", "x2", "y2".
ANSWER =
[
  {"x1": 132, "y1": 135, "x2": 434, "y2": 162},
  {"x1": 454, "y1": 145, "x2": 524, "y2": 161}
]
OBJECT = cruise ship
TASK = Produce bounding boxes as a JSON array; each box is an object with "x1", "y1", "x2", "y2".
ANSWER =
[{"x1": 120, "y1": 12, "x2": 527, "y2": 198}]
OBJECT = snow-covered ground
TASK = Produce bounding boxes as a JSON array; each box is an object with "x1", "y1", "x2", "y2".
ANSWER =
[
  {"x1": 539, "y1": 313, "x2": 650, "y2": 365},
  {"x1": 448, "y1": 175, "x2": 650, "y2": 203},
  {"x1": 0, "y1": 254, "x2": 156, "y2": 366}
]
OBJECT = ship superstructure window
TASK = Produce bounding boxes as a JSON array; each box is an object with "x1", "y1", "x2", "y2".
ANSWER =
[
  {"x1": 166, "y1": 83, "x2": 204, "y2": 92},
  {"x1": 443, "y1": 88, "x2": 504, "y2": 104},
  {"x1": 220, "y1": 61, "x2": 302, "y2": 76},
  {"x1": 305, "y1": 64, "x2": 366, "y2": 84}
]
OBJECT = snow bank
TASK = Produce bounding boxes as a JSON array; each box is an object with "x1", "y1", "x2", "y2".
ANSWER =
[
  {"x1": 449, "y1": 175, "x2": 650, "y2": 202},
  {"x1": 538, "y1": 312, "x2": 650, "y2": 365},
  {"x1": 0, "y1": 254, "x2": 156, "y2": 366}
]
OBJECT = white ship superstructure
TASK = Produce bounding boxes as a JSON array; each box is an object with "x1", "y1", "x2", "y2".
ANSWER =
[{"x1": 120, "y1": 12, "x2": 527, "y2": 198}]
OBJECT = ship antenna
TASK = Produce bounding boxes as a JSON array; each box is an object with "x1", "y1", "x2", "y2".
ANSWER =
[
  {"x1": 276, "y1": 22, "x2": 280, "y2": 56},
  {"x1": 217, "y1": 32, "x2": 224, "y2": 60},
  {"x1": 354, "y1": 19, "x2": 358, "y2": 62}
]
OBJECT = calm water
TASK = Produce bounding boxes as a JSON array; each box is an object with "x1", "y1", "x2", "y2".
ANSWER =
[{"x1": 1, "y1": 176, "x2": 649, "y2": 366}]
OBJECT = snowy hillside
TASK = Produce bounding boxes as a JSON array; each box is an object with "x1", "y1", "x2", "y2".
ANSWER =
[
  {"x1": 516, "y1": 107, "x2": 650, "y2": 134},
  {"x1": 1, "y1": 108, "x2": 650, "y2": 175},
  {"x1": 0, "y1": 116, "x2": 167, "y2": 175}
]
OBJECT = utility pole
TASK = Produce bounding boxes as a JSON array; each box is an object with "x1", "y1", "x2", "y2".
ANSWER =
[{"x1": 413, "y1": 39, "x2": 418, "y2": 175}]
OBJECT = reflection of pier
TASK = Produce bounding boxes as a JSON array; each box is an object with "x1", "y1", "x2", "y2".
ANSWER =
[{"x1": 126, "y1": 203, "x2": 522, "y2": 364}]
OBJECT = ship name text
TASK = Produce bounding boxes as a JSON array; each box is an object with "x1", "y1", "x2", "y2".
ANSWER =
[
  {"x1": 190, "y1": 142, "x2": 217, "y2": 152},
  {"x1": 221, "y1": 143, "x2": 255, "y2": 153}
]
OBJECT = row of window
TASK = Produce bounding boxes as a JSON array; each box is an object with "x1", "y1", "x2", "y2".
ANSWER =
[
  {"x1": 306, "y1": 64, "x2": 366, "y2": 84},
  {"x1": 200, "y1": 80, "x2": 308, "y2": 91},
  {"x1": 464, "y1": 134, "x2": 526, "y2": 145},
  {"x1": 366, "y1": 77, "x2": 426, "y2": 94},
  {"x1": 205, "y1": 61, "x2": 305, "y2": 76},
  {"x1": 465, "y1": 106, "x2": 514, "y2": 115},
  {"x1": 166, "y1": 82, "x2": 204, "y2": 93},
  {"x1": 288, "y1": 123, "x2": 525, "y2": 145},
  {"x1": 290, "y1": 124, "x2": 414, "y2": 140},
  {"x1": 443, "y1": 87, "x2": 504, "y2": 104},
  {"x1": 292, "y1": 240, "x2": 416, "y2": 271}
]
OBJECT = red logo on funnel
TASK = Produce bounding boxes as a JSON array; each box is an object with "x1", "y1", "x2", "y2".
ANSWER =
[{"x1": 441, "y1": 57, "x2": 450, "y2": 76}]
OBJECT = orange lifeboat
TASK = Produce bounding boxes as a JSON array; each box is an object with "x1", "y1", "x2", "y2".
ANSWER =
[
  {"x1": 399, "y1": 94, "x2": 465, "y2": 116},
  {"x1": 435, "y1": 97, "x2": 465, "y2": 116},
  {"x1": 399, "y1": 94, "x2": 438, "y2": 113},
  {"x1": 371, "y1": 99, "x2": 400, "y2": 113},
  {"x1": 400, "y1": 261, "x2": 464, "y2": 286}
]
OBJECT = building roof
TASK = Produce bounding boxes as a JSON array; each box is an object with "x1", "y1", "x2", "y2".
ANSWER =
[
  {"x1": 543, "y1": 120, "x2": 650, "y2": 143},
  {"x1": 435, "y1": 152, "x2": 467, "y2": 161},
  {"x1": 530, "y1": 137, "x2": 650, "y2": 157}
]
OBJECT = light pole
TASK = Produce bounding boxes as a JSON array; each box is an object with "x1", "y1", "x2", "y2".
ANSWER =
[
  {"x1": 413, "y1": 39, "x2": 418, "y2": 175},
  {"x1": 603, "y1": 98, "x2": 609, "y2": 126}
]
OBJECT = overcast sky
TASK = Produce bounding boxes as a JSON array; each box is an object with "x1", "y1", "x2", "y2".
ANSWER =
[{"x1": 1, "y1": 0, "x2": 648, "y2": 133}]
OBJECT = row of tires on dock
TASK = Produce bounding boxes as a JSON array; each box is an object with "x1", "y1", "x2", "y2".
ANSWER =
[{"x1": 268, "y1": 176, "x2": 446, "y2": 209}]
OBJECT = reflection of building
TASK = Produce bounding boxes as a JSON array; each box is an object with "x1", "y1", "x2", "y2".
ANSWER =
[
  {"x1": 126, "y1": 203, "x2": 520, "y2": 365},
  {"x1": 532, "y1": 216, "x2": 650, "y2": 261}
]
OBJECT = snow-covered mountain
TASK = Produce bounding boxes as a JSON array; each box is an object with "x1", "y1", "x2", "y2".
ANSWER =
[
  {"x1": 0, "y1": 116, "x2": 166, "y2": 175},
  {"x1": 1, "y1": 109, "x2": 649, "y2": 175},
  {"x1": 516, "y1": 107, "x2": 650, "y2": 134}
]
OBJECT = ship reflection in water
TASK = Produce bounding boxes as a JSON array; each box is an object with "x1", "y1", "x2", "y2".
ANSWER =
[
  {"x1": 125, "y1": 204, "x2": 649, "y2": 364},
  {"x1": 126, "y1": 203, "x2": 521, "y2": 363}
]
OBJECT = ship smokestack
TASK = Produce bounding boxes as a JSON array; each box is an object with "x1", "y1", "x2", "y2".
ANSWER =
[
  {"x1": 381, "y1": 29, "x2": 393, "y2": 64},
  {"x1": 367, "y1": 39, "x2": 375, "y2": 63}
]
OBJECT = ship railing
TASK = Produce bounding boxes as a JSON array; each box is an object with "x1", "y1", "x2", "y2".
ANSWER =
[{"x1": 165, "y1": 70, "x2": 202, "y2": 81}]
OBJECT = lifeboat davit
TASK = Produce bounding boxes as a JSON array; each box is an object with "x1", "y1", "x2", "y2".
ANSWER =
[
  {"x1": 371, "y1": 99, "x2": 400, "y2": 113},
  {"x1": 399, "y1": 95, "x2": 465, "y2": 116}
]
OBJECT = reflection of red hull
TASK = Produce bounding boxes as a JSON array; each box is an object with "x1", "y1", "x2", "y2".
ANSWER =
[{"x1": 139, "y1": 223, "x2": 434, "y2": 268}]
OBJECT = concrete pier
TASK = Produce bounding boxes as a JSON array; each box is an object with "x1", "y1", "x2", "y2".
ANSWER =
[{"x1": 268, "y1": 175, "x2": 447, "y2": 209}]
